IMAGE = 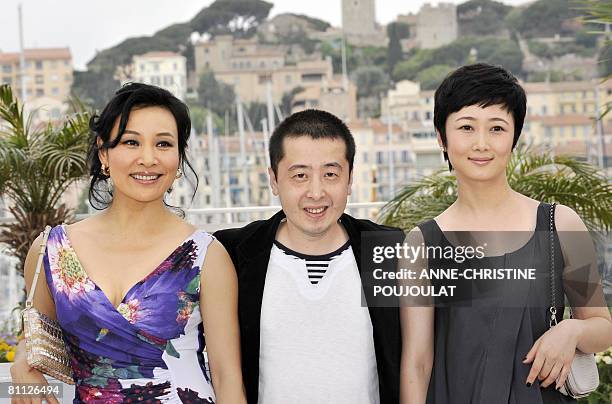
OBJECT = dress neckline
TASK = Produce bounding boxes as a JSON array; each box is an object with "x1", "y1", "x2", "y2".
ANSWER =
[
  {"x1": 430, "y1": 202, "x2": 543, "y2": 259},
  {"x1": 60, "y1": 224, "x2": 201, "y2": 311}
]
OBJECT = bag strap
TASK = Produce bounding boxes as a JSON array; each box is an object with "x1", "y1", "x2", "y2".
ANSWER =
[
  {"x1": 548, "y1": 203, "x2": 558, "y2": 328},
  {"x1": 25, "y1": 225, "x2": 52, "y2": 309}
]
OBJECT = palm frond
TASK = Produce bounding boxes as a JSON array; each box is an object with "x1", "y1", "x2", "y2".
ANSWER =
[{"x1": 380, "y1": 148, "x2": 612, "y2": 231}]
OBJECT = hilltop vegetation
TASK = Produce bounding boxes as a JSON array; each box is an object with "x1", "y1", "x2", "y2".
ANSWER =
[{"x1": 71, "y1": 0, "x2": 605, "y2": 112}]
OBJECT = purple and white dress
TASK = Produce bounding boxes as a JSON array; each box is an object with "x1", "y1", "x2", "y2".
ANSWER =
[{"x1": 43, "y1": 225, "x2": 216, "y2": 403}]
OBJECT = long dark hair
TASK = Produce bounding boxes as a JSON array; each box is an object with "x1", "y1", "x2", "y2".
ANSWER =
[{"x1": 87, "y1": 82, "x2": 198, "y2": 210}]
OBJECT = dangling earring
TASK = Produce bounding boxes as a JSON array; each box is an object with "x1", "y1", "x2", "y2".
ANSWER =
[
  {"x1": 101, "y1": 164, "x2": 110, "y2": 176},
  {"x1": 175, "y1": 168, "x2": 183, "y2": 179}
]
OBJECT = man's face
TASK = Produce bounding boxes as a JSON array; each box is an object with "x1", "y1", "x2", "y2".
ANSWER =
[{"x1": 269, "y1": 135, "x2": 352, "y2": 240}]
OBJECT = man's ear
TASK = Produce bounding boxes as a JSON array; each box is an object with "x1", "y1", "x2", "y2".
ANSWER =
[
  {"x1": 268, "y1": 167, "x2": 279, "y2": 196},
  {"x1": 347, "y1": 170, "x2": 353, "y2": 196}
]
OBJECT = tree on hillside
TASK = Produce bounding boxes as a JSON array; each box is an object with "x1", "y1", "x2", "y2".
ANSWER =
[
  {"x1": 71, "y1": 70, "x2": 120, "y2": 110},
  {"x1": 415, "y1": 64, "x2": 453, "y2": 90},
  {"x1": 505, "y1": 0, "x2": 582, "y2": 38},
  {"x1": 190, "y1": 0, "x2": 273, "y2": 38},
  {"x1": 387, "y1": 22, "x2": 411, "y2": 75},
  {"x1": 393, "y1": 37, "x2": 523, "y2": 83},
  {"x1": 457, "y1": 0, "x2": 512, "y2": 36},
  {"x1": 197, "y1": 71, "x2": 236, "y2": 121},
  {"x1": 352, "y1": 66, "x2": 390, "y2": 98}
]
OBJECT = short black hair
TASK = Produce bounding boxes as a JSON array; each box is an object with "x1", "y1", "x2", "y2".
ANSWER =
[
  {"x1": 87, "y1": 82, "x2": 197, "y2": 210},
  {"x1": 434, "y1": 63, "x2": 527, "y2": 170},
  {"x1": 269, "y1": 109, "x2": 356, "y2": 176}
]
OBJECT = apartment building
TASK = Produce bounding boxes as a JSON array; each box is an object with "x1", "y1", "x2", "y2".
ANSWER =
[
  {"x1": 292, "y1": 75, "x2": 358, "y2": 121},
  {"x1": 128, "y1": 52, "x2": 187, "y2": 101},
  {"x1": 194, "y1": 35, "x2": 334, "y2": 103},
  {"x1": 0, "y1": 47, "x2": 73, "y2": 102},
  {"x1": 351, "y1": 119, "x2": 444, "y2": 202}
]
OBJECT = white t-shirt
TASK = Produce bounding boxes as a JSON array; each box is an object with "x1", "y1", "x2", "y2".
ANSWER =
[{"x1": 258, "y1": 244, "x2": 380, "y2": 404}]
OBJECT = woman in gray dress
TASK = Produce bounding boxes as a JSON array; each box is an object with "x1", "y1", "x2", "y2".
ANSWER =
[{"x1": 400, "y1": 63, "x2": 612, "y2": 404}]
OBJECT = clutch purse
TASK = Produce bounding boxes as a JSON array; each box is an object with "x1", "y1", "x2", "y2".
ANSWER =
[
  {"x1": 21, "y1": 225, "x2": 74, "y2": 385},
  {"x1": 547, "y1": 203, "x2": 598, "y2": 398}
]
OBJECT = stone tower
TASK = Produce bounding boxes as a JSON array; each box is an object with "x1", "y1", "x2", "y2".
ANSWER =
[{"x1": 342, "y1": 0, "x2": 377, "y2": 38}]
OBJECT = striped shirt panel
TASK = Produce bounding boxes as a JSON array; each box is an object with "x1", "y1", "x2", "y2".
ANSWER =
[{"x1": 273, "y1": 240, "x2": 351, "y2": 285}]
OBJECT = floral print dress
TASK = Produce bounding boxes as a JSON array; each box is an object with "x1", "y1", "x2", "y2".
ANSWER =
[{"x1": 43, "y1": 225, "x2": 216, "y2": 403}]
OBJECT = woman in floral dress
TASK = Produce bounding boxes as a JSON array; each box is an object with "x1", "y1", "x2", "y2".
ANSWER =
[{"x1": 11, "y1": 83, "x2": 246, "y2": 403}]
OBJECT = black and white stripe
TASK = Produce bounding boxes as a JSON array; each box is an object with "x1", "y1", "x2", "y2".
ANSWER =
[{"x1": 274, "y1": 240, "x2": 351, "y2": 285}]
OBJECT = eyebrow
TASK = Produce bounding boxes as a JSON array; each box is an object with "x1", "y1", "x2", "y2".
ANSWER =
[
  {"x1": 287, "y1": 162, "x2": 343, "y2": 171},
  {"x1": 123, "y1": 129, "x2": 175, "y2": 137},
  {"x1": 454, "y1": 116, "x2": 510, "y2": 125}
]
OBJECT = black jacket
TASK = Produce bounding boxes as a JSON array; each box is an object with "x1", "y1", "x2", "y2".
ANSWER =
[{"x1": 214, "y1": 211, "x2": 403, "y2": 404}]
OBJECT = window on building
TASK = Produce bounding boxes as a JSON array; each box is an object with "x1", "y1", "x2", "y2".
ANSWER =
[
  {"x1": 1, "y1": 65, "x2": 11, "y2": 73},
  {"x1": 51, "y1": 108, "x2": 61, "y2": 119},
  {"x1": 173, "y1": 63, "x2": 177, "y2": 71},
  {"x1": 285, "y1": 75, "x2": 291, "y2": 84},
  {"x1": 51, "y1": 87, "x2": 59, "y2": 96},
  {"x1": 36, "y1": 88, "x2": 44, "y2": 96},
  {"x1": 163, "y1": 75, "x2": 174, "y2": 86},
  {"x1": 151, "y1": 76, "x2": 160, "y2": 85},
  {"x1": 376, "y1": 152, "x2": 384, "y2": 164},
  {"x1": 35, "y1": 61, "x2": 43, "y2": 70},
  {"x1": 545, "y1": 127, "x2": 552, "y2": 137},
  {"x1": 50, "y1": 61, "x2": 57, "y2": 69},
  {"x1": 258, "y1": 74, "x2": 271, "y2": 84},
  {"x1": 402, "y1": 150, "x2": 410, "y2": 163},
  {"x1": 541, "y1": 105, "x2": 547, "y2": 115},
  {"x1": 363, "y1": 152, "x2": 368, "y2": 163},
  {"x1": 2, "y1": 77, "x2": 11, "y2": 85},
  {"x1": 65, "y1": 74, "x2": 71, "y2": 82},
  {"x1": 204, "y1": 48, "x2": 209, "y2": 54},
  {"x1": 153, "y1": 63, "x2": 160, "y2": 72},
  {"x1": 425, "y1": 111, "x2": 432, "y2": 120},
  {"x1": 35, "y1": 75, "x2": 44, "y2": 84},
  {"x1": 140, "y1": 64, "x2": 145, "y2": 71},
  {"x1": 301, "y1": 73, "x2": 323, "y2": 83}
]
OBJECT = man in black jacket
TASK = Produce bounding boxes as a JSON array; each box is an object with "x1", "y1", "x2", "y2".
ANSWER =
[{"x1": 214, "y1": 109, "x2": 402, "y2": 404}]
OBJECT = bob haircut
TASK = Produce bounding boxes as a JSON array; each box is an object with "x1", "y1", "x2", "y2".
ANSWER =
[
  {"x1": 269, "y1": 109, "x2": 356, "y2": 177},
  {"x1": 434, "y1": 63, "x2": 527, "y2": 170},
  {"x1": 87, "y1": 82, "x2": 197, "y2": 210}
]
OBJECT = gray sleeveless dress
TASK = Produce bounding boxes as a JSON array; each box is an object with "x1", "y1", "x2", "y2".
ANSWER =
[{"x1": 419, "y1": 202, "x2": 576, "y2": 404}]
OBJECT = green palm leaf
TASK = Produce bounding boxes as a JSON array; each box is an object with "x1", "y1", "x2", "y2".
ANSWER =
[
  {"x1": 379, "y1": 147, "x2": 612, "y2": 231},
  {"x1": 0, "y1": 84, "x2": 92, "y2": 276}
]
